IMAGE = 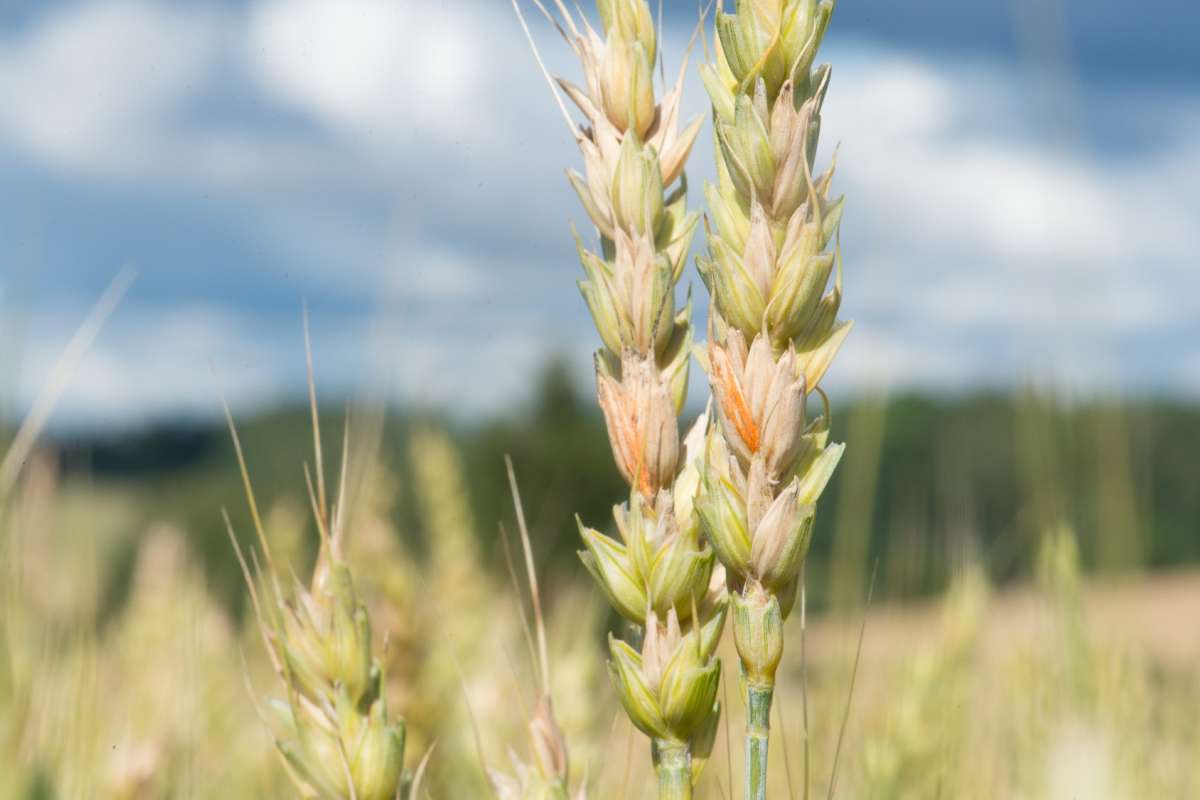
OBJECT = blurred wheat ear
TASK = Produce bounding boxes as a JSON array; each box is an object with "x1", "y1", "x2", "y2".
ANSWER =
[
  {"x1": 221, "y1": 317, "x2": 419, "y2": 800},
  {"x1": 478, "y1": 456, "x2": 578, "y2": 799}
]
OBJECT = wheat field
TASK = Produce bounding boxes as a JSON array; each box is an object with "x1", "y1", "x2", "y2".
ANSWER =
[{"x1": 2, "y1": 427, "x2": 1196, "y2": 797}]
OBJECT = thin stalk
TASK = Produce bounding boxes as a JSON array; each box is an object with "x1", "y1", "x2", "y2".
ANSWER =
[
  {"x1": 800, "y1": 577, "x2": 811, "y2": 800},
  {"x1": 745, "y1": 682, "x2": 773, "y2": 800},
  {"x1": 653, "y1": 739, "x2": 694, "y2": 800}
]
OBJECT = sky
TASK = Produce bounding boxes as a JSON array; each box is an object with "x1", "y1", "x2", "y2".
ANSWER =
[{"x1": 0, "y1": 0, "x2": 1197, "y2": 428}]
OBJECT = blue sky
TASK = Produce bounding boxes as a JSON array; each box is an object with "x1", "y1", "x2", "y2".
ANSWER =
[{"x1": 1, "y1": 0, "x2": 1197, "y2": 427}]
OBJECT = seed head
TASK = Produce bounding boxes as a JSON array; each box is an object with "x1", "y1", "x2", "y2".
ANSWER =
[
  {"x1": 671, "y1": 409, "x2": 710, "y2": 537},
  {"x1": 697, "y1": 192, "x2": 847, "y2": 366},
  {"x1": 706, "y1": 330, "x2": 807, "y2": 479},
  {"x1": 697, "y1": 423, "x2": 842, "y2": 591},
  {"x1": 710, "y1": 0, "x2": 834, "y2": 102},
  {"x1": 597, "y1": 0, "x2": 656, "y2": 65},
  {"x1": 578, "y1": 229, "x2": 674, "y2": 358},
  {"x1": 488, "y1": 696, "x2": 574, "y2": 798},
  {"x1": 241, "y1": 511, "x2": 407, "y2": 798},
  {"x1": 557, "y1": 0, "x2": 703, "y2": 276},
  {"x1": 596, "y1": 351, "x2": 680, "y2": 499},
  {"x1": 731, "y1": 582, "x2": 784, "y2": 686},
  {"x1": 278, "y1": 561, "x2": 373, "y2": 707},
  {"x1": 696, "y1": 430, "x2": 753, "y2": 579},
  {"x1": 611, "y1": 135, "x2": 665, "y2": 235},
  {"x1": 529, "y1": 696, "x2": 570, "y2": 787},
  {"x1": 747, "y1": 479, "x2": 813, "y2": 592},
  {"x1": 351, "y1": 699, "x2": 408, "y2": 800},
  {"x1": 600, "y1": 37, "x2": 656, "y2": 138},
  {"x1": 606, "y1": 606, "x2": 726, "y2": 742},
  {"x1": 697, "y1": 0, "x2": 852, "y2": 382},
  {"x1": 274, "y1": 681, "x2": 406, "y2": 800},
  {"x1": 578, "y1": 489, "x2": 715, "y2": 626}
]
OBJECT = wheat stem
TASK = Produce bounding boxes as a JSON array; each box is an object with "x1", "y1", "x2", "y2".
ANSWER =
[
  {"x1": 653, "y1": 739, "x2": 694, "y2": 800},
  {"x1": 744, "y1": 682, "x2": 773, "y2": 800}
]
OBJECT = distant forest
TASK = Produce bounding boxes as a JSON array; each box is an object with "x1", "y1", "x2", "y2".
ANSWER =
[{"x1": 50, "y1": 360, "x2": 1200, "y2": 615}]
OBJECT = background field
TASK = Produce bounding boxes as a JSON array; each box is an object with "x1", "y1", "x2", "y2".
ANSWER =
[{"x1": 3, "y1": 368, "x2": 1197, "y2": 796}]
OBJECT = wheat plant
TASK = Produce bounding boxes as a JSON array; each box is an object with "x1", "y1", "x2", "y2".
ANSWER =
[
  {"x1": 514, "y1": 0, "x2": 729, "y2": 795},
  {"x1": 694, "y1": 1, "x2": 848, "y2": 796}
]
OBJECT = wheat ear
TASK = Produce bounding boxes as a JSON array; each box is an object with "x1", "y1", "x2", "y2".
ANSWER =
[
  {"x1": 224, "y1": 335, "x2": 410, "y2": 800},
  {"x1": 514, "y1": 0, "x2": 728, "y2": 795},
  {"x1": 694, "y1": 1, "x2": 849, "y2": 796}
]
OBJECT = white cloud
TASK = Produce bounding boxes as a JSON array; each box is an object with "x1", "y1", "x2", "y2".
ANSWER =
[
  {"x1": 245, "y1": 0, "x2": 494, "y2": 145},
  {"x1": 386, "y1": 247, "x2": 492, "y2": 301},
  {"x1": 822, "y1": 49, "x2": 1200, "y2": 392},
  {"x1": 0, "y1": 0, "x2": 346, "y2": 190},
  {"x1": 827, "y1": 52, "x2": 1200, "y2": 270},
  {"x1": 0, "y1": 0, "x2": 221, "y2": 176}
]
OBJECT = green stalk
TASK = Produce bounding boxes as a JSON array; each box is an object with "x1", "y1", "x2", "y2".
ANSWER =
[
  {"x1": 653, "y1": 739, "x2": 693, "y2": 800},
  {"x1": 744, "y1": 682, "x2": 773, "y2": 800}
]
